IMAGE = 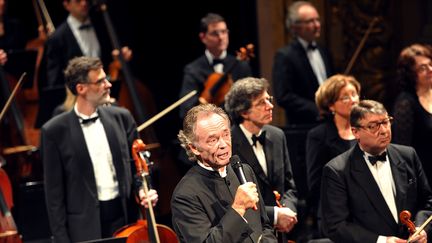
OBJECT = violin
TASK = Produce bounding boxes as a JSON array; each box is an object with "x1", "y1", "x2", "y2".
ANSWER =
[
  {"x1": 114, "y1": 139, "x2": 178, "y2": 243},
  {"x1": 198, "y1": 44, "x2": 254, "y2": 106},
  {"x1": 400, "y1": 210, "x2": 432, "y2": 243}
]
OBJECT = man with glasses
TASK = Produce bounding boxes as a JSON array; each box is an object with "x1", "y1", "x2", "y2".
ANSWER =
[
  {"x1": 41, "y1": 56, "x2": 158, "y2": 242},
  {"x1": 320, "y1": 99, "x2": 431, "y2": 243},
  {"x1": 225, "y1": 77, "x2": 298, "y2": 241},
  {"x1": 178, "y1": 13, "x2": 252, "y2": 120},
  {"x1": 272, "y1": 1, "x2": 334, "y2": 126}
]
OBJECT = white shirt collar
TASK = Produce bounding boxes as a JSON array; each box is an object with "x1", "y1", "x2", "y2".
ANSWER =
[
  {"x1": 74, "y1": 104, "x2": 98, "y2": 119},
  {"x1": 297, "y1": 37, "x2": 317, "y2": 51},
  {"x1": 197, "y1": 160, "x2": 227, "y2": 178},
  {"x1": 239, "y1": 124, "x2": 263, "y2": 146},
  {"x1": 205, "y1": 49, "x2": 227, "y2": 65}
]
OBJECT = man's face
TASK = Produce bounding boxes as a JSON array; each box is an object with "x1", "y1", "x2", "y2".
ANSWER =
[
  {"x1": 352, "y1": 113, "x2": 392, "y2": 155},
  {"x1": 294, "y1": 5, "x2": 321, "y2": 42},
  {"x1": 64, "y1": 0, "x2": 90, "y2": 22},
  {"x1": 81, "y1": 68, "x2": 112, "y2": 106},
  {"x1": 189, "y1": 113, "x2": 232, "y2": 170},
  {"x1": 242, "y1": 91, "x2": 273, "y2": 127},
  {"x1": 200, "y1": 21, "x2": 229, "y2": 57}
]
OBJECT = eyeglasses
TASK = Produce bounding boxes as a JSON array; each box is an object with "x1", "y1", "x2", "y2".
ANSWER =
[
  {"x1": 337, "y1": 94, "x2": 359, "y2": 103},
  {"x1": 415, "y1": 62, "x2": 432, "y2": 74},
  {"x1": 253, "y1": 96, "x2": 273, "y2": 109},
  {"x1": 355, "y1": 116, "x2": 393, "y2": 133},
  {"x1": 85, "y1": 76, "x2": 111, "y2": 86},
  {"x1": 207, "y1": 29, "x2": 229, "y2": 37},
  {"x1": 296, "y1": 17, "x2": 320, "y2": 25}
]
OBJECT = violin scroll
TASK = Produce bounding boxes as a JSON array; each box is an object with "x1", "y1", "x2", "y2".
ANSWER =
[
  {"x1": 400, "y1": 210, "x2": 416, "y2": 235},
  {"x1": 273, "y1": 190, "x2": 283, "y2": 208}
]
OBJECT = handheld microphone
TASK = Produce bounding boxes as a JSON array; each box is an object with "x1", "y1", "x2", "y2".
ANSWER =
[{"x1": 230, "y1": 155, "x2": 258, "y2": 211}]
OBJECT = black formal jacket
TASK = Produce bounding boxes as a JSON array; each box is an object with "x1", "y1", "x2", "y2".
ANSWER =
[
  {"x1": 171, "y1": 163, "x2": 277, "y2": 243},
  {"x1": 178, "y1": 54, "x2": 252, "y2": 119},
  {"x1": 231, "y1": 124, "x2": 298, "y2": 221},
  {"x1": 41, "y1": 106, "x2": 138, "y2": 243},
  {"x1": 321, "y1": 143, "x2": 432, "y2": 243},
  {"x1": 272, "y1": 38, "x2": 333, "y2": 125},
  {"x1": 306, "y1": 121, "x2": 355, "y2": 214}
]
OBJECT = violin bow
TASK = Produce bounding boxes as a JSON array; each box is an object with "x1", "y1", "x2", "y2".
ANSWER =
[
  {"x1": 137, "y1": 90, "x2": 197, "y2": 132},
  {"x1": 344, "y1": 17, "x2": 378, "y2": 75},
  {"x1": 408, "y1": 214, "x2": 432, "y2": 243},
  {"x1": 0, "y1": 73, "x2": 26, "y2": 123}
]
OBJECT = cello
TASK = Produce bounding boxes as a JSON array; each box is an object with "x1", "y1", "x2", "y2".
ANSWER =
[
  {"x1": 114, "y1": 139, "x2": 178, "y2": 243},
  {"x1": 198, "y1": 44, "x2": 254, "y2": 106}
]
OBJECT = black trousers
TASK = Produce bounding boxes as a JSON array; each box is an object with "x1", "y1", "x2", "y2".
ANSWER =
[{"x1": 99, "y1": 197, "x2": 126, "y2": 237}]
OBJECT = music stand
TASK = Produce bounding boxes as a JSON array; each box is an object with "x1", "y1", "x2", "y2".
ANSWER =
[
  {"x1": 3, "y1": 49, "x2": 38, "y2": 89},
  {"x1": 77, "y1": 236, "x2": 130, "y2": 243}
]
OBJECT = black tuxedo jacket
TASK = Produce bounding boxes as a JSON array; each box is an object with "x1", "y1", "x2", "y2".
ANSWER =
[
  {"x1": 41, "y1": 106, "x2": 138, "y2": 243},
  {"x1": 178, "y1": 54, "x2": 252, "y2": 119},
  {"x1": 43, "y1": 19, "x2": 111, "y2": 89},
  {"x1": 231, "y1": 124, "x2": 298, "y2": 221},
  {"x1": 321, "y1": 143, "x2": 432, "y2": 243},
  {"x1": 272, "y1": 38, "x2": 333, "y2": 125},
  {"x1": 306, "y1": 121, "x2": 355, "y2": 212}
]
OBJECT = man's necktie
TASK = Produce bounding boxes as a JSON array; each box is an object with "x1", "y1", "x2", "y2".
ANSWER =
[
  {"x1": 80, "y1": 116, "x2": 99, "y2": 124},
  {"x1": 79, "y1": 24, "x2": 93, "y2": 30},
  {"x1": 212, "y1": 59, "x2": 223, "y2": 66},
  {"x1": 307, "y1": 43, "x2": 317, "y2": 51},
  {"x1": 251, "y1": 132, "x2": 266, "y2": 147},
  {"x1": 368, "y1": 152, "x2": 387, "y2": 165}
]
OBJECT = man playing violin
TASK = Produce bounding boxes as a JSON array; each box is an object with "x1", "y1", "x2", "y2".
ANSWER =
[
  {"x1": 320, "y1": 100, "x2": 432, "y2": 243},
  {"x1": 41, "y1": 56, "x2": 158, "y2": 243},
  {"x1": 178, "y1": 13, "x2": 252, "y2": 120}
]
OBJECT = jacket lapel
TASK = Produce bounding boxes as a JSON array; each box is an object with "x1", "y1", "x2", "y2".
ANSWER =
[
  {"x1": 232, "y1": 126, "x2": 271, "y2": 188},
  {"x1": 99, "y1": 109, "x2": 126, "y2": 196},
  {"x1": 350, "y1": 145, "x2": 398, "y2": 228},
  {"x1": 387, "y1": 145, "x2": 408, "y2": 215}
]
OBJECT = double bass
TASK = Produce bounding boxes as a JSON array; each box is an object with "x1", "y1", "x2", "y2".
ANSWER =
[
  {"x1": 198, "y1": 44, "x2": 254, "y2": 106},
  {"x1": 114, "y1": 139, "x2": 178, "y2": 243}
]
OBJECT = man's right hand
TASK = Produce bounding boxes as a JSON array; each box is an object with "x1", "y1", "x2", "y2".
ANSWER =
[{"x1": 232, "y1": 182, "x2": 259, "y2": 216}]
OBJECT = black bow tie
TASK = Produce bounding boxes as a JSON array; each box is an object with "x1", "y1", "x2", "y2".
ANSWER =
[
  {"x1": 79, "y1": 24, "x2": 93, "y2": 30},
  {"x1": 80, "y1": 116, "x2": 99, "y2": 124},
  {"x1": 368, "y1": 152, "x2": 387, "y2": 165},
  {"x1": 212, "y1": 59, "x2": 223, "y2": 66},
  {"x1": 251, "y1": 132, "x2": 266, "y2": 147},
  {"x1": 307, "y1": 43, "x2": 317, "y2": 50}
]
